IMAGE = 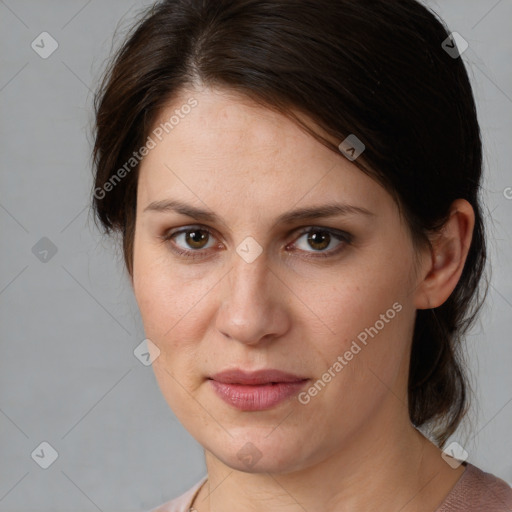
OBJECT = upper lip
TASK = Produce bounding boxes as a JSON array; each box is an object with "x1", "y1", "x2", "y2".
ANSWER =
[{"x1": 209, "y1": 368, "x2": 308, "y2": 385}]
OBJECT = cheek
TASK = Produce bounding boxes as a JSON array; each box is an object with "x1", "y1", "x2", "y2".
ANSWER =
[
  {"x1": 310, "y1": 262, "x2": 412, "y2": 391},
  {"x1": 132, "y1": 243, "x2": 217, "y2": 390},
  {"x1": 299, "y1": 295, "x2": 411, "y2": 440},
  {"x1": 133, "y1": 240, "x2": 199, "y2": 334},
  {"x1": 315, "y1": 262, "x2": 407, "y2": 336},
  {"x1": 133, "y1": 248, "x2": 209, "y2": 415}
]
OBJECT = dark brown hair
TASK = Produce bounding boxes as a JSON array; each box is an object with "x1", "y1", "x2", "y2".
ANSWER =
[{"x1": 91, "y1": 0, "x2": 489, "y2": 447}]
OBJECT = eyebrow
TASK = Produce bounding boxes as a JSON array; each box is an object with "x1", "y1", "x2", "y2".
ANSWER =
[{"x1": 143, "y1": 199, "x2": 375, "y2": 225}]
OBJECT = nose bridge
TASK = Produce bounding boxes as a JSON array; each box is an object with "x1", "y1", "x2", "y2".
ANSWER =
[
  {"x1": 227, "y1": 248, "x2": 272, "y2": 312},
  {"x1": 216, "y1": 247, "x2": 284, "y2": 343},
  {"x1": 225, "y1": 230, "x2": 271, "y2": 299}
]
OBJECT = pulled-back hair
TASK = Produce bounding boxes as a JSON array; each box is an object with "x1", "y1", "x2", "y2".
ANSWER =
[{"x1": 91, "y1": 0, "x2": 489, "y2": 447}]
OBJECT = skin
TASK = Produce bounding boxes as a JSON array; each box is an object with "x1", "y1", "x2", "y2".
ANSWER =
[{"x1": 131, "y1": 86, "x2": 475, "y2": 511}]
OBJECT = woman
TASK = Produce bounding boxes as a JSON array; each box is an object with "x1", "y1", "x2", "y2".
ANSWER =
[{"x1": 91, "y1": 0, "x2": 512, "y2": 510}]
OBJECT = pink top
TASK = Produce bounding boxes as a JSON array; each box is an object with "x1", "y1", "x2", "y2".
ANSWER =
[{"x1": 146, "y1": 462, "x2": 512, "y2": 512}]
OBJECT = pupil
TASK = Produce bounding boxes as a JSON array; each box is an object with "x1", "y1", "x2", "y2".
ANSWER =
[
  {"x1": 308, "y1": 231, "x2": 329, "y2": 251},
  {"x1": 187, "y1": 230, "x2": 208, "y2": 248}
]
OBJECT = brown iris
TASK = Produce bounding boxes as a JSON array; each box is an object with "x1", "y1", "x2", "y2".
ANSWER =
[
  {"x1": 307, "y1": 230, "x2": 331, "y2": 251},
  {"x1": 185, "y1": 229, "x2": 210, "y2": 249}
]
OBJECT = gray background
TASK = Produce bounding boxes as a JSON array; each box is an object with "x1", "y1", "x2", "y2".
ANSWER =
[{"x1": 0, "y1": 0, "x2": 511, "y2": 510}]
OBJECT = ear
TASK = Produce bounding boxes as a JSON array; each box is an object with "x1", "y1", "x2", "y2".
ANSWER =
[{"x1": 414, "y1": 199, "x2": 475, "y2": 310}]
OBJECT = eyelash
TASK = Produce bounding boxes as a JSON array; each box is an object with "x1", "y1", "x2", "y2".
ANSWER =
[{"x1": 159, "y1": 225, "x2": 353, "y2": 261}]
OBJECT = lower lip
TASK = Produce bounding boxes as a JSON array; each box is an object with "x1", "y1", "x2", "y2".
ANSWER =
[{"x1": 208, "y1": 379, "x2": 309, "y2": 411}]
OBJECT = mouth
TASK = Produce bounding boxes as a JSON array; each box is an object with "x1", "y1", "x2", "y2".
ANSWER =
[
  {"x1": 207, "y1": 368, "x2": 309, "y2": 411},
  {"x1": 208, "y1": 368, "x2": 308, "y2": 385}
]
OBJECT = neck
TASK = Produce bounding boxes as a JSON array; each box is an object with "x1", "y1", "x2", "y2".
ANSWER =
[{"x1": 193, "y1": 400, "x2": 464, "y2": 512}]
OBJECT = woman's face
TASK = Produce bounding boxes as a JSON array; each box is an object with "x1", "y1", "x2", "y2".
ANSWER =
[{"x1": 132, "y1": 86, "x2": 427, "y2": 473}]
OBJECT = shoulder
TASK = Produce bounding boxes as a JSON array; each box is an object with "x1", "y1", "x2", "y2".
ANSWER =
[
  {"x1": 145, "y1": 476, "x2": 207, "y2": 512},
  {"x1": 436, "y1": 462, "x2": 512, "y2": 511}
]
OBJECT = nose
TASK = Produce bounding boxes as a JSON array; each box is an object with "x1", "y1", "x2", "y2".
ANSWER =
[{"x1": 214, "y1": 251, "x2": 290, "y2": 346}]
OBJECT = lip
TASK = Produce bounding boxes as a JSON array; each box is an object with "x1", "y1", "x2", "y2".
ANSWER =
[
  {"x1": 208, "y1": 369, "x2": 309, "y2": 411},
  {"x1": 209, "y1": 368, "x2": 307, "y2": 385}
]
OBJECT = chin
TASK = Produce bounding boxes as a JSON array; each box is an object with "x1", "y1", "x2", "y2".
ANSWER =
[{"x1": 204, "y1": 429, "x2": 313, "y2": 474}]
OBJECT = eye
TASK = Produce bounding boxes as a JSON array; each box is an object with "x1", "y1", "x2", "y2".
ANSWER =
[
  {"x1": 288, "y1": 227, "x2": 352, "y2": 259},
  {"x1": 160, "y1": 225, "x2": 352, "y2": 260},
  {"x1": 160, "y1": 226, "x2": 218, "y2": 260}
]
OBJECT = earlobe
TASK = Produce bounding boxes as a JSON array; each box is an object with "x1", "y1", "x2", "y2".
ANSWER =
[{"x1": 413, "y1": 199, "x2": 475, "y2": 310}]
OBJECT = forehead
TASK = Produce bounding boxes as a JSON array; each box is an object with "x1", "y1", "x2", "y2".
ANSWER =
[{"x1": 137, "y1": 86, "x2": 391, "y2": 220}]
